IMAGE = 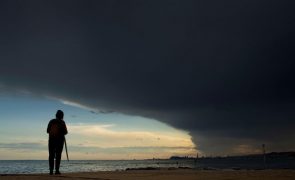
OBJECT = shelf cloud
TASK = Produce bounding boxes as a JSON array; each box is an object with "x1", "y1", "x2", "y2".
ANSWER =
[{"x1": 1, "y1": 0, "x2": 295, "y2": 155}]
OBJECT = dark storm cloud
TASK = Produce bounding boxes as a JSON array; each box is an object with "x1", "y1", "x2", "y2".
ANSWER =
[{"x1": 1, "y1": 0, "x2": 295, "y2": 155}]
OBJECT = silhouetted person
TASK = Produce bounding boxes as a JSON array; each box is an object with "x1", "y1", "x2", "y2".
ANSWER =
[{"x1": 47, "y1": 110, "x2": 68, "y2": 175}]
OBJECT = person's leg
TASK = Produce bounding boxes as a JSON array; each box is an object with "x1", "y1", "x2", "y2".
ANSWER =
[
  {"x1": 48, "y1": 139, "x2": 55, "y2": 175},
  {"x1": 55, "y1": 139, "x2": 64, "y2": 174}
]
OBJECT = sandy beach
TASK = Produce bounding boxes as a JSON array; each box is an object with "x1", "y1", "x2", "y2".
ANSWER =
[{"x1": 1, "y1": 169, "x2": 295, "y2": 180}]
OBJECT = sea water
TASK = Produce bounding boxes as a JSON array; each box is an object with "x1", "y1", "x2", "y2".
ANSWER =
[
  {"x1": 0, "y1": 158, "x2": 294, "y2": 174},
  {"x1": 0, "y1": 160, "x2": 194, "y2": 174}
]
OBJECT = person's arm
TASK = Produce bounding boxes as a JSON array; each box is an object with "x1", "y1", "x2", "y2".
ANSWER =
[
  {"x1": 47, "y1": 120, "x2": 52, "y2": 134},
  {"x1": 63, "y1": 121, "x2": 68, "y2": 135}
]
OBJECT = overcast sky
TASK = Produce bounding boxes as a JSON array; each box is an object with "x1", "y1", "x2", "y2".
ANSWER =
[{"x1": 0, "y1": 0, "x2": 295, "y2": 158}]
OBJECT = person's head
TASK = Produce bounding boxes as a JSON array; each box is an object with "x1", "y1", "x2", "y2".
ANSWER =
[{"x1": 56, "y1": 110, "x2": 64, "y2": 120}]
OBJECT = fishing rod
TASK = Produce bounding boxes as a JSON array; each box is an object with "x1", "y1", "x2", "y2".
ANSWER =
[{"x1": 64, "y1": 137, "x2": 69, "y2": 161}]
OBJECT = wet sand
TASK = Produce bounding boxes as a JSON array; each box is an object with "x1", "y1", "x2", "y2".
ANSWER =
[{"x1": 1, "y1": 169, "x2": 295, "y2": 180}]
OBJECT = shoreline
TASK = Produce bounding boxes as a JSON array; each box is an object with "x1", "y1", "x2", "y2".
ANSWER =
[
  {"x1": 1, "y1": 169, "x2": 295, "y2": 180},
  {"x1": 1, "y1": 166, "x2": 295, "y2": 175}
]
